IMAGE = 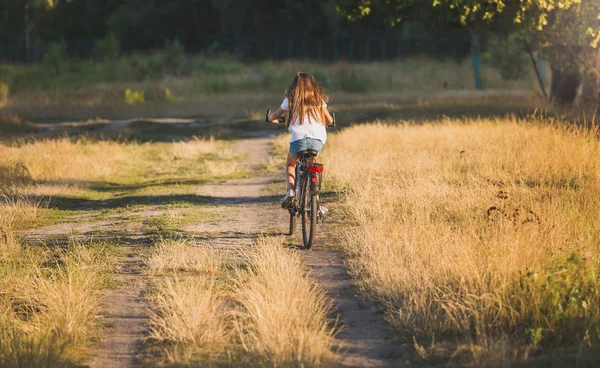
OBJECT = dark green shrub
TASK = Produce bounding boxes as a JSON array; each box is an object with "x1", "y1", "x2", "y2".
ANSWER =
[
  {"x1": 313, "y1": 69, "x2": 330, "y2": 88},
  {"x1": 93, "y1": 34, "x2": 120, "y2": 61},
  {"x1": 195, "y1": 58, "x2": 243, "y2": 74},
  {"x1": 192, "y1": 76, "x2": 232, "y2": 94},
  {"x1": 336, "y1": 68, "x2": 370, "y2": 93},
  {"x1": 130, "y1": 57, "x2": 151, "y2": 81},
  {"x1": 162, "y1": 40, "x2": 186, "y2": 75},
  {"x1": 42, "y1": 41, "x2": 67, "y2": 73}
]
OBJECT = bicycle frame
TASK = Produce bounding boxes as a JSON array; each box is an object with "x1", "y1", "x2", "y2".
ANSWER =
[
  {"x1": 293, "y1": 159, "x2": 321, "y2": 209},
  {"x1": 265, "y1": 108, "x2": 333, "y2": 248}
]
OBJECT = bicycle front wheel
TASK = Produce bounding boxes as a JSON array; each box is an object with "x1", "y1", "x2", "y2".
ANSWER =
[{"x1": 301, "y1": 178, "x2": 317, "y2": 249}]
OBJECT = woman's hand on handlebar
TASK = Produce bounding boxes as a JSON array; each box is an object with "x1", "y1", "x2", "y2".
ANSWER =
[{"x1": 266, "y1": 108, "x2": 286, "y2": 124}]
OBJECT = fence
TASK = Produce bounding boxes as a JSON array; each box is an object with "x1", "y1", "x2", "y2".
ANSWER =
[{"x1": 0, "y1": 33, "x2": 547, "y2": 91}]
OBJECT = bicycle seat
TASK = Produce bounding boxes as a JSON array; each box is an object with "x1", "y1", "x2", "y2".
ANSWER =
[{"x1": 298, "y1": 150, "x2": 319, "y2": 159}]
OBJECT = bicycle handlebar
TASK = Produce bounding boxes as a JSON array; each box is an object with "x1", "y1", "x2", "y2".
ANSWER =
[
  {"x1": 265, "y1": 109, "x2": 336, "y2": 128},
  {"x1": 265, "y1": 109, "x2": 286, "y2": 124}
]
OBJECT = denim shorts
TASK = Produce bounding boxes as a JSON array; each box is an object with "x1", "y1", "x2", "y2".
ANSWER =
[{"x1": 290, "y1": 138, "x2": 324, "y2": 157}]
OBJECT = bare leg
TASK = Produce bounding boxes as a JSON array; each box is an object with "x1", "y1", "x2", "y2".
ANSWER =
[{"x1": 286, "y1": 152, "x2": 298, "y2": 190}]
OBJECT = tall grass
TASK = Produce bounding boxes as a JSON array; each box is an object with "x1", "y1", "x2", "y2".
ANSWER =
[
  {"x1": 0, "y1": 136, "x2": 242, "y2": 204},
  {"x1": 0, "y1": 136, "x2": 229, "y2": 184},
  {"x1": 1, "y1": 151, "x2": 116, "y2": 366},
  {"x1": 323, "y1": 118, "x2": 600, "y2": 365},
  {"x1": 0, "y1": 236, "x2": 115, "y2": 367},
  {"x1": 146, "y1": 237, "x2": 337, "y2": 366},
  {"x1": 2, "y1": 56, "x2": 539, "y2": 108},
  {"x1": 232, "y1": 237, "x2": 336, "y2": 367}
]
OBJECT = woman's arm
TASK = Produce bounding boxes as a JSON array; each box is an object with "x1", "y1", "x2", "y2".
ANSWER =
[
  {"x1": 323, "y1": 108, "x2": 334, "y2": 126},
  {"x1": 268, "y1": 108, "x2": 285, "y2": 124}
]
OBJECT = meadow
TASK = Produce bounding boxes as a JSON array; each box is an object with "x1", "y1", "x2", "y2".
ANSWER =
[
  {"x1": 1, "y1": 55, "x2": 596, "y2": 367},
  {"x1": 319, "y1": 116, "x2": 600, "y2": 366}
]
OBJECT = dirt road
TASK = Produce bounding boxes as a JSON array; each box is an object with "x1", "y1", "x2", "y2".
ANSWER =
[{"x1": 28, "y1": 133, "x2": 407, "y2": 367}]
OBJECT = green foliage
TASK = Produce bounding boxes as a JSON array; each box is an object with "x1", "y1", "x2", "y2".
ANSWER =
[
  {"x1": 192, "y1": 76, "x2": 232, "y2": 95},
  {"x1": 162, "y1": 40, "x2": 186, "y2": 75},
  {"x1": 42, "y1": 41, "x2": 67, "y2": 73},
  {"x1": 124, "y1": 88, "x2": 144, "y2": 104},
  {"x1": 93, "y1": 34, "x2": 120, "y2": 61},
  {"x1": 336, "y1": 67, "x2": 371, "y2": 93},
  {"x1": 195, "y1": 59, "x2": 243, "y2": 74},
  {"x1": 484, "y1": 34, "x2": 529, "y2": 81},
  {"x1": 515, "y1": 250, "x2": 600, "y2": 347},
  {"x1": 312, "y1": 69, "x2": 330, "y2": 88}
]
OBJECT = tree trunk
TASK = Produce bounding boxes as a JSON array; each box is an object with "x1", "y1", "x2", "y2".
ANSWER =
[{"x1": 550, "y1": 66, "x2": 581, "y2": 106}]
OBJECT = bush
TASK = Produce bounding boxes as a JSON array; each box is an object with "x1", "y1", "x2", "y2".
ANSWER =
[
  {"x1": 192, "y1": 76, "x2": 232, "y2": 94},
  {"x1": 162, "y1": 40, "x2": 186, "y2": 75},
  {"x1": 336, "y1": 68, "x2": 371, "y2": 93},
  {"x1": 124, "y1": 88, "x2": 145, "y2": 104},
  {"x1": 129, "y1": 57, "x2": 152, "y2": 81},
  {"x1": 484, "y1": 34, "x2": 530, "y2": 81},
  {"x1": 42, "y1": 41, "x2": 67, "y2": 73},
  {"x1": 195, "y1": 58, "x2": 243, "y2": 74},
  {"x1": 93, "y1": 34, "x2": 120, "y2": 61},
  {"x1": 313, "y1": 69, "x2": 330, "y2": 88}
]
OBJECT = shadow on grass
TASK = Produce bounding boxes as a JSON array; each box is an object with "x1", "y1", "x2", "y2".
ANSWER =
[
  {"x1": 38, "y1": 178, "x2": 211, "y2": 192},
  {"x1": 44, "y1": 193, "x2": 284, "y2": 211},
  {"x1": 3, "y1": 92, "x2": 547, "y2": 143},
  {"x1": 334, "y1": 100, "x2": 538, "y2": 126}
]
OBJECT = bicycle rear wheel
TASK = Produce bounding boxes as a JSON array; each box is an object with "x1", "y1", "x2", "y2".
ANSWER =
[{"x1": 301, "y1": 177, "x2": 317, "y2": 249}]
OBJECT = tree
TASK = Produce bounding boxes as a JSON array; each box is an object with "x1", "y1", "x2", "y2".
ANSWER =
[
  {"x1": 335, "y1": 0, "x2": 599, "y2": 106},
  {"x1": 335, "y1": 0, "x2": 461, "y2": 34},
  {"x1": 433, "y1": 0, "x2": 600, "y2": 106}
]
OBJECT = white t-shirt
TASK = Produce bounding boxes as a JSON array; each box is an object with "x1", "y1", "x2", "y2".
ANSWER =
[{"x1": 281, "y1": 98, "x2": 327, "y2": 144}]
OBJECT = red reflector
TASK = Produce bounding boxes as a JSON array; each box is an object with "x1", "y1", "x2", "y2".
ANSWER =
[
  {"x1": 311, "y1": 177, "x2": 318, "y2": 183},
  {"x1": 308, "y1": 165, "x2": 324, "y2": 173}
]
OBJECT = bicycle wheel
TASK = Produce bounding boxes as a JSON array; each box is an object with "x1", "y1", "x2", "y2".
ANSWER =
[{"x1": 301, "y1": 176, "x2": 317, "y2": 249}]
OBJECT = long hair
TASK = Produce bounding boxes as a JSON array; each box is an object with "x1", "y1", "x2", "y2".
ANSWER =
[{"x1": 284, "y1": 72, "x2": 328, "y2": 128}]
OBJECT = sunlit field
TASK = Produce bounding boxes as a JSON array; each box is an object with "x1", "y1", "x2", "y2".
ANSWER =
[
  {"x1": 321, "y1": 117, "x2": 600, "y2": 366},
  {"x1": 0, "y1": 131, "x2": 336, "y2": 366},
  {"x1": 0, "y1": 135, "x2": 242, "y2": 366},
  {"x1": 145, "y1": 236, "x2": 335, "y2": 366},
  {"x1": 0, "y1": 52, "x2": 593, "y2": 366}
]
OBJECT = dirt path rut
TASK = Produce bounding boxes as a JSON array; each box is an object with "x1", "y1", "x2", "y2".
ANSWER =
[
  {"x1": 78, "y1": 133, "x2": 406, "y2": 367},
  {"x1": 90, "y1": 246, "x2": 147, "y2": 368},
  {"x1": 192, "y1": 134, "x2": 408, "y2": 367}
]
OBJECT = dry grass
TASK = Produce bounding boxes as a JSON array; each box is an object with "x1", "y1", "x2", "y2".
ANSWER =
[
  {"x1": 1, "y1": 154, "x2": 116, "y2": 366},
  {"x1": 147, "y1": 237, "x2": 223, "y2": 275},
  {"x1": 0, "y1": 236, "x2": 115, "y2": 367},
  {"x1": 148, "y1": 276, "x2": 231, "y2": 364},
  {"x1": 232, "y1": 237, "x2": 336, "y2": 367},
  {"x1": 323, "y1": 117, "x2": 600, "y2": 365},
  {"x1": 145, "y1": 236, "x2": 337, "y2": 366},
  {"x1": 0, "y1": 136, "x2": 230, "y2": 185},
  {"x1": 146, "y1": 239, "x2": 232, "y2": 365}
]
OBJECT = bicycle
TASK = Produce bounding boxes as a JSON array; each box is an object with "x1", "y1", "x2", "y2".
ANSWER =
[{"x1": 265, "y1": 109, "x2": 335, "y2": 249}]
